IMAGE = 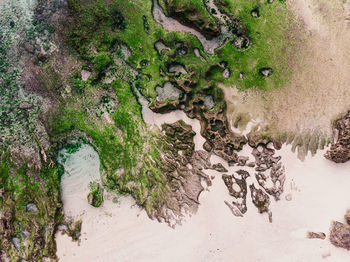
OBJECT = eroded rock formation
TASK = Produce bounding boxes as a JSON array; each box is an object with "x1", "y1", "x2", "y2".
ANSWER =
[
  {"x1": 330, "y1": 221, "x2": 350, "y2": 250},
  {"x1": 325, "y1": 111, "x2": 350, "y2": 163},
  {"x1": 152, "y1": 120, "x2": 212, "y2": 225},
  {"x1": 222, "y1": 170, "x2": 249, "y2": 215}
]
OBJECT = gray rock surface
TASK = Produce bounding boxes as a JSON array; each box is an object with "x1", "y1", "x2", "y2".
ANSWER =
[
  {"x1": 156, "y1": 82, "x2": 183, "y2": 102},
  {"x1": 26, "y1": 202, "x2": 38, "y2": 212}
]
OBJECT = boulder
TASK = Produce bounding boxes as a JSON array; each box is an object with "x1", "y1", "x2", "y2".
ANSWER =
[
  {"x1": 156, "y1": 82, "x2": 183, "y2": 102},
  {"x1": 330, "y1": 221, "x2": 350, "y2": 250},
  {"x1": 26, "y1": 202, "x2": 38, "y2": 212},
  {"x1": 259, "y1": 67, "x2": 273, "y2": 77}
]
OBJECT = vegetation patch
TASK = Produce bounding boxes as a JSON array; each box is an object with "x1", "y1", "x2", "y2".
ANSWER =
[
  {"x1": 0, "y1": 150, "x2": 62, "y2": 261},
  {"x1": 87, "y1": 181, "x2": 104, "y2": 207}
]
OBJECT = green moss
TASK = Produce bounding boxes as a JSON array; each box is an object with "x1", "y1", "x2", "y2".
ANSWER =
[
  {"x1": 87, "y1": 182, "x2": 104, "y2": 207},
  {"x1": 110, "y1": 5, "x2": 127, "y2": 31},
  {"x1": 0, "y1": 150, "x2": 62, "y2": 261},
  {"x1": 214, "y1": 0, "x2": 302, "y2": 90},
  {"x1": 159, "y1": 0, "x2": 220, "y2": 38},
  {"x1": 93, "y1": 52, "x2": 112, "y2": 72}
]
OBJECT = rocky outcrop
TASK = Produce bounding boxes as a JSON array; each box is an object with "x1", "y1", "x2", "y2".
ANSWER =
[
  {"x1": 249, "y1": 184, "x2": 270, "y2": 214},
  {"x1": 252, "y1": 146, "x2": 285, "y2": 200},
  {"x1": 150, "y1": 121, "x2": 212, "y2": 226},
  {"x1": 325, "y1": 111, "x2": 350, "y2": 163},
  {"x1": 329, "y1": 209, "x2": 350, "y2": 250},
  {"x1": 307, "y1": 231, "x2": 326, "y2": 240},
  {"x1": 222, "y1": 170, "x2": 249, "y2": 215},
  {"x1": 330, "y1": 221, "x2": 350, "y2": 250},
  {"x1": 210, "y1": 163, "x2": 227, "y2": 172},
  {"x1": 259, "y1": 67, "x2": 273, "y2": 77},
  {"x1": 160, "y1": 0, "x2": 221, "y2": 40}
]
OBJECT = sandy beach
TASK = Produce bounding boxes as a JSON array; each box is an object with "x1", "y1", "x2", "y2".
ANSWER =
[{"x1": 56, "y1": 140, "x2": 350, "y2": 262}]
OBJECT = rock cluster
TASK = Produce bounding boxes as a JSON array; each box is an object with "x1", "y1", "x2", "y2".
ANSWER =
[
  {"x1": 151, "y1": 121, "x2": 212, "y2": 226},
  {"x1": 325, "y1": 111, "x2": 350, "y2": 163},
  {"x1": 252, "y1": 147, "x2": 285, "y2": 200},
  {"x1": 222, "y1": 145, "x2": 286, "y2": 219},
  {"x1": 222, "y1": 170, "x2": 249, "y2": 215},
  {"x1": 249, "y1": 184, "x2": 270, "y2": 214},
  {"x1": 330, "y1": 221, "x2": 350, "y2": 250}
]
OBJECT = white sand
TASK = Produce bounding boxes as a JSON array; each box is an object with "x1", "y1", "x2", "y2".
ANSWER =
[{"x1": 56, "y1": 139, "x2": 350, "y2": 262}]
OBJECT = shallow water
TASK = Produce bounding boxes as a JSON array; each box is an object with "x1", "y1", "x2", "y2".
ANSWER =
[{"x1": 57, "y1": 144, "x2": 101, "y2": 218}]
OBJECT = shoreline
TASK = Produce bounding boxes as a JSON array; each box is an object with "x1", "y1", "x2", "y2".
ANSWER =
[{"x1": 56, "y1": 141, "x2": 350, "y2": 261}]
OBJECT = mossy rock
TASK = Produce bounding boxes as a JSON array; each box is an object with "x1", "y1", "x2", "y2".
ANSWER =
[{"x1": 87, "y1": 182, "x2": 104, "y2": 207}]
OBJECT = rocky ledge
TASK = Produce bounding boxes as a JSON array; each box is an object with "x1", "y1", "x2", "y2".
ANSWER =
[{"x1": 325, "y1": 111, "x2": 350, "y2": 163}]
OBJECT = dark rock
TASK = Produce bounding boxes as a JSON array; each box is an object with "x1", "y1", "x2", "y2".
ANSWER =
[
  {"x1": 255, "y1": 162, "x2": 286, "y2": 200},
  {"x1": 325, "y1": 111, "x2": 350, "y2": 163},
  {"x1": 222, "y1": 170, "x2": 250, "y2": 214},
  {"x1": 307, "y1": 231, "x2": 326, "y2": 240},
  {"x1": 219, "y1": 61, "x2": 228, "y2": 68},
  {"x1": 228, "y1": 160, "x2": 236, "y2": 166},
  {"x1": 211, "y1": 163, "x2": 227, "y2": 172},
  {"x1": 192, "y1": 150, "x2": 212, "y2": 170},
  {"x1": 247, "y1": 132, "x2": 271, "y2": 147},
  {"x1": 153, "y1": 121, "x2": 213, "y2": 225},
  {"x1": 232, "y1": 35, "x2": 250, "y2": 50},
  {"x1": 247, "y1": 161, "x2": 255, "y2": 167},
  {"x1": 249, "y1": 184, "x2": 270, "y2": 213},
  {"x1": 237, "y1": 156, "x2": 249, "y2": 166},
  {"x1": 177, "y1": 46, "x2": 188, "y2": 56},
  {"x1": 224, "y1": 200, "x2": 243, "y2": 217},
  {"x1": 252, "y1": 146, "x2": 281, "y2": 170},
  {"x1": 251, "y1": 8, "x2": 260, "y2": 18},
  {"x1": 222, "y1": 68, "x2": 230, "y2": 79},
  {"x1": 163, "y1": 0, "x2": 221, "y2": 40},
  {"x1": 345, "y1": 209, "x2": 350, "y2": 225},
  {"x1": 36, "y1": 52, "x2": 47, "y2": 62},
  {"x1": 330, "y1": 221, "x2": 350, "y2": 250},
  {"x1": 203, "y1": 141, "x2": 213, "y2": 152},
  {"x1": 259, "y1": 67, "x2": 273, "y2": 77}
]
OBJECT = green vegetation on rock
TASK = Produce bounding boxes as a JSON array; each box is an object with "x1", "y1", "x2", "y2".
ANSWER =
[
  {"x1": 87, "y1": 182, "x2": 104, "y2": 207},
  {"x1": 214, "y1": 0, "x2": 302, "y2": 90},
  {"x1": 159, "y1": 0, "x2": 220, "y2": 39},
  {"x1": 0, "y1": 150, "x2": 62, "y2": 261}
]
